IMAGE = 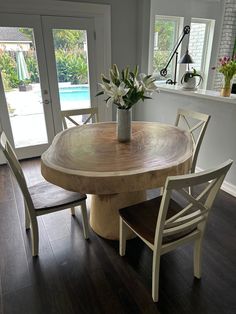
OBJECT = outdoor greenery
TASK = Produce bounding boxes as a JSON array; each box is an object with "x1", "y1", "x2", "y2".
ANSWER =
[
  {"x1": 153, "y1": 19, "x2": 175, "y2": 79},
  {"x1": 0, "y1": 28, "x2": 88, "y2": 90},
  {"x1": 0, "y1": 51, "x2": 19, "y2": 89}
]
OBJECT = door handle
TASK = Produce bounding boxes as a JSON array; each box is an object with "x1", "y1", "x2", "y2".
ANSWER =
[{"x1": 40, "y1": 99, "x2": 50, "y2": 105}]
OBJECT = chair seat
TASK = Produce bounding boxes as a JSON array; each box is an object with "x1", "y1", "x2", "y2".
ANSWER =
[
  {"x1": 29, "y1": 181, "x2": 87, "y2": 211},
  {"x1": 119, "y1": 196, "x2": 196, "y2": 245}
]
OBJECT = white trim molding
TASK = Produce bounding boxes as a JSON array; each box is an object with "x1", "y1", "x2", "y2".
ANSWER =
[{"x1": 196, "y1": 166, "x2": 236, "y2": 197}]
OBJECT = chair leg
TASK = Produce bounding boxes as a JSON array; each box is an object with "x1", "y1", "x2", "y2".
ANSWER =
[
  {"x1": 159, "y1": 187, "x2": 164, "y2": 196},
  {"x1": 30, "y1": 217, "x2": 39, "y2": 257},
  {"x1": 119, "y1": 218, "x2": 129, "y2": 256},
  {"x1": 71, "y1": 206, "x2": 75, "y2": 216},
  {"x1": 194, "y1": 237, "x2": 203, "y2": 278},
  {"x1": 80, "y1": 202, "x2": 89, "y2": 239},
  {"x1": 24, "y1": 200, "x2": 30, "y2": 230},
  {"x1": 152, "y1": 250, "x2": 161, "y2": 302}
]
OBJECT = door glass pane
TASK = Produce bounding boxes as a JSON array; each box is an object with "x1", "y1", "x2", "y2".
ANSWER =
[
  {"x1": 0, "y1": 26, "x2": 48, "y2": 148},
  {"x1": 153, "y1": 17, "x2": 179, "y2": 81},
  {"x1": 52, "y1": 29, "x2": 91, "y2": 111}
]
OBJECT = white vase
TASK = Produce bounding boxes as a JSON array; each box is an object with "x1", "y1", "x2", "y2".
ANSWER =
[{"x1": 116, "y1": 108, "x2": 132, "y2": 142}]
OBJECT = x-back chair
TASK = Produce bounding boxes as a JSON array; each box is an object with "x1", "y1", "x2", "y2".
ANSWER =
[
  {"x1": 0, "y1": 131, "x2": 89, "y2": 257},
  {"x1": 61, "y1": 107, "x2": 99, "y2": 129},
  {"x1": 175, "y1": 108, "x2": 210, "y2": 174},
  {"x1": 119, "y1": 159, "x2": 232, "y2": 302}
]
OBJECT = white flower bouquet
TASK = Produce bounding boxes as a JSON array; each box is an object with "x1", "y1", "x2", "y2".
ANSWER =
[{"x1": 96, "y1": 64, "x2": 159, "y2": 110}]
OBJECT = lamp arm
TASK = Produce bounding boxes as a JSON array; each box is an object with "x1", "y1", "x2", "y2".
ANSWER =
[{"x1": 160, "y1": 25, "x2": 190, "y2": 77}]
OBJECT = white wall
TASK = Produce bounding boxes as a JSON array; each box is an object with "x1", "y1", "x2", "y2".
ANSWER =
[
  {"x1": 68, "y1": 0, "x2": 138, "y2": 69},
  {"x1": 135, "y1": 90, "x2": 236, "y2": 192}
]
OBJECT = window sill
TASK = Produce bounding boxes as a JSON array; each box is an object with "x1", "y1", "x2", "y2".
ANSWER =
[{"x1": 157, "y1": 84, "x2": 236, "y2": 104}]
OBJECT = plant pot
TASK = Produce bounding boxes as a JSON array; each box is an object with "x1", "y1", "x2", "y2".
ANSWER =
[
  {"x1": 116, "y1": 108, "x2": 132, "y2": 142},
  {"x1": 19, "y1": 84, "x2": 32, "y2": 92},
  {"x1": 182, "y1": 75, "x2": 196, "y2": 90},
  {"x1": 220, "y1": 78, "x2": 232, "y2": 97},
  {"x1": 220, "y1": 87, "x2": 231, "y2": 97}
]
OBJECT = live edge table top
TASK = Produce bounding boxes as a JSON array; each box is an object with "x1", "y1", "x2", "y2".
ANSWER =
[{"x1": 41, "y1": 122, "x2": 193, "y2": 195}]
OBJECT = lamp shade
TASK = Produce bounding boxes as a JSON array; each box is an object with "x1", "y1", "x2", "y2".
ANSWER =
[{"x1": 178, "y1": 49, "x2": 194, "y2": 64}]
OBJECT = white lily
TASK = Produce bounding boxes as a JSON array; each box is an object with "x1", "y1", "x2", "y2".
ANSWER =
[
  {"x1": 99, "y1": 82, "x2": 111, "y2": 92},
  {"x1": 97, "y1": 64, "x2": 159, "y2": 109},
  {"x1": 140, "y1": 74, "x2": 159, "y2": 95},
  {"x1": 104, "y1": 82, "x2": 129, "y2": 108}
]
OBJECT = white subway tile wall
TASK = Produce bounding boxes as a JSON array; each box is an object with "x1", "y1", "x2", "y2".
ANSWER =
[{"x1": 213, "y1": 0, "x2": 236, "y2": 90}]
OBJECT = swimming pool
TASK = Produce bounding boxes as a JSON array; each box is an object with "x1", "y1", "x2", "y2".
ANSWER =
[{"x1": 59, "y1": 86, "x2": 90, "y2": 102}]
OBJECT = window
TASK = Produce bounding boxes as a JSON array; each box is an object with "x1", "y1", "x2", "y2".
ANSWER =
[
  {"x1": 188, "y1": 18, "x2": 215, "y2": 88},
  {"x1": 152, "y1": 16, "x2": 182, "y2": 82}
]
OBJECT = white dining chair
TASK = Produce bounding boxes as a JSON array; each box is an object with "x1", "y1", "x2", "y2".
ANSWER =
[
  {"x1": 119, "y1": 159, "x2": 233, "y2": 302},
  {"x1": 0, "y1": 131, "x2": 89, "y2": 257},
  {"x1": 61, "y1": 107, "x2": 99, "y2": 129},
  {"x1": 175, "y1": 108, "x2": 210, "y2": 174}
]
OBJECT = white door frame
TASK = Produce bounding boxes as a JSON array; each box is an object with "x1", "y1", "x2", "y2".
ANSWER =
[{"x1": 0, "y1": 0, "x2": 112, "y2": 121}]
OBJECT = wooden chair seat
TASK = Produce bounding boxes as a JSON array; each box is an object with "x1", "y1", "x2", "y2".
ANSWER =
[
  {"x1": 119, "y1": 196, "x2": 196, "y2": 245},
  {"x1": 29, "y1": 181, "x2": 87, "y2": 211}
]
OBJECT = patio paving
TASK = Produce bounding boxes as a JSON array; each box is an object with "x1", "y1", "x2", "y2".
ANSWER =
[{"x1": 5, "y1": 83, "x2": 90, "y2": 148}]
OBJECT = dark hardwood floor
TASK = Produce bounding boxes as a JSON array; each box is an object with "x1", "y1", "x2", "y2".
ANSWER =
[{"x1": 0, "y1": 158, "x2": 236, "y2": 314}]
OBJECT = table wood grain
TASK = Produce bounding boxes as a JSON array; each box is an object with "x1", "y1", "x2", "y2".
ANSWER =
[{"x1": 41, "y1": 122, "x2": 193, "y2": 239}]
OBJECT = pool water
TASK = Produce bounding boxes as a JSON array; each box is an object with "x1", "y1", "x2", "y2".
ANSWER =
[{"x1": 59, "y1": 86, "x2": 90, "y2": 102}]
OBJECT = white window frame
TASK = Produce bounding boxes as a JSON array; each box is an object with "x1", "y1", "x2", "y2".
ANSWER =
[
  {"x1": 149, "y1": 15, "x2": 184, "y2": 83},
  {"x1": 189, "y1": 18, "x2": 215, "y2": 90}
]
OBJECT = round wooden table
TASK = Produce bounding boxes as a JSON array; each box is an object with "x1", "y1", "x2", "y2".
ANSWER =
[{"x1": 41, "y1": 122, "x2": 193, "y2": 239}]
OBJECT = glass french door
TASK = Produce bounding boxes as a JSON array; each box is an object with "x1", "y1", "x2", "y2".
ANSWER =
[
  {"x1": 41, "y1": 16, "x2": 97, "y2": 133},
  {"x1": 0, "y1": 14, "x2": 55, "y2": 160},
  {"x1": 0, "y1": 13, "x2": 96, "y2": 160}
]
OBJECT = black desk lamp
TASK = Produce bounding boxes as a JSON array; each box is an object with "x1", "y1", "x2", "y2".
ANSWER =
[
  {"x1": 160, "y1": 25, "x2": 190, "y2": 85},
  {"x1": 178, "y1": 49, "x2": 194, "y2": 70}
]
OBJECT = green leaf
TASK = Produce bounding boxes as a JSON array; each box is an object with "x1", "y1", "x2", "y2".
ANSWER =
[
  {"x1": 110, "y1": 69, "x2": 117, "y2": 84},
  {"x1": 113, "y1": 64, "x2": 119, "y2": 78},
  {"x1": 101, "y1": 74, "x2": 110, "y2": 84},
  {"x1": 96, "y1": 91, "x2": 104, "y2": 96},
  {"x1": 124, "y1": 66, "x2": 129, "y2": 80},
  {"x1": 133, "y1": 65, "x2": 139, "y2": 77},
  {"x1": 121, "y1": 70, "x2": 125, "y2": 80}
]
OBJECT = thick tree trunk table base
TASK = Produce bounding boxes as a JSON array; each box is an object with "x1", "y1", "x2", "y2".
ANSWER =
[{"x1": 90, "y1": 191, "x2": 146, "y2": 240}]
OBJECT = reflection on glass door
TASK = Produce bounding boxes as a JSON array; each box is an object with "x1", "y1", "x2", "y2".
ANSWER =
[
  {"x1": 52, "y1": 29, "x2": 91, "y2": 111},
  {"x1": 0, "y1": 26, "x2": 48, "y2": 148}
]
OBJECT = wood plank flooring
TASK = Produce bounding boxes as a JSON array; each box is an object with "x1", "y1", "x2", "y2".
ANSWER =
[{"x1": 0, "y1": 158, "x2": 236, "y2": 314}]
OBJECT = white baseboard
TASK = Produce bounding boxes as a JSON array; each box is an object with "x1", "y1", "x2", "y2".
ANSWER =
[{"x1": 196, "y1": 166, "x2": 236, "y2": 197}]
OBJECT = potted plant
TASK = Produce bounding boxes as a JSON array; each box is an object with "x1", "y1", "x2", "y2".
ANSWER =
[
  {"x1": 96, "y1": 64, "x2": 159, "y2": 142},
  {"x1": 212, "y1": 55, "x2": 236, "y2": 97},
  {"x1": 181, "y1": 68, "x2": 203, "y2": 90},
  {"x1": 18, "y1": 79, "x2": 32, "y2": 92}
]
